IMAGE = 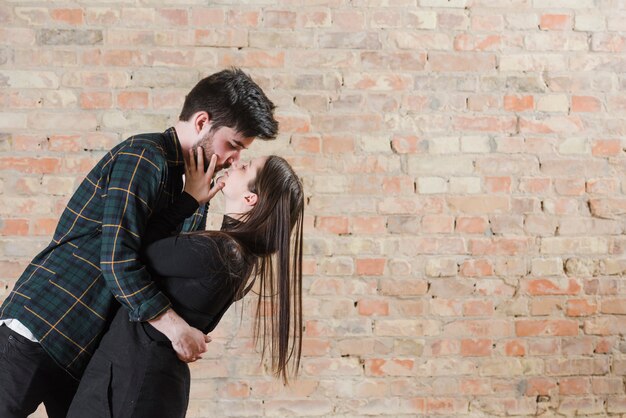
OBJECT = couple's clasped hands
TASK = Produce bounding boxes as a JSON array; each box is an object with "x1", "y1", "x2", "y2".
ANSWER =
[{"x1": 149, "y1": 147, "x2": 225, "y2": 364}]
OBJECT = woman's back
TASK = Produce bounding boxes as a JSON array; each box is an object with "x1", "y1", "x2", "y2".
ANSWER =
[{"x1": 143, "y1": 232, "x2": 252, "y2": 336}]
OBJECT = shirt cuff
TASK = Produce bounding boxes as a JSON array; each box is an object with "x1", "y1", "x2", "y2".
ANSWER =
[
  {"x1": 126, "y1": 290, "x2": 172, "y2": 322},
  {"x1": 178, "y1": 191, "x2": 200, "y2": 214}
]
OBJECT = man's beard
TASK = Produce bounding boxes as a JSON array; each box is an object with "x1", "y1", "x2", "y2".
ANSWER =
[{"x1": 192, "y1": 129, "x2": 227, "y2": 172}]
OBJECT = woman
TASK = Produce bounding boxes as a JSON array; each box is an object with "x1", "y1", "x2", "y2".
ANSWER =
[{"x1": 67, "y1": 153, "x2": 304, "y2": 418}]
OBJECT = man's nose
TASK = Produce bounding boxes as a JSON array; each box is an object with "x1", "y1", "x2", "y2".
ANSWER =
[{"x1": 228, "y1": 152, "x2": 241, "y2": 166}]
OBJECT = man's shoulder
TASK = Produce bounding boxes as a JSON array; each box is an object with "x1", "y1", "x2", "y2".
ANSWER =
[
  {"x1": 110, "y1": 132, "x2": 169, "y2": 165},
  {"x1": 118, "y1": 131, "x2": 168, "y2": 155}
]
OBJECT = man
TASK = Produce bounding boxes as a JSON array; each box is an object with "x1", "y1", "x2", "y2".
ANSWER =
[{"x1": 0, "y1": 68, "x2": 278, "y2": 418}]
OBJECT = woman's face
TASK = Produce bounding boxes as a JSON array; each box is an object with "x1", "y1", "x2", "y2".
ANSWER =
[{"x1": 218, "y1": 157, "x2": 267, "y2": 213}]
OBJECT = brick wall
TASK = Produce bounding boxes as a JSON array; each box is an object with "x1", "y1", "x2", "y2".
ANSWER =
[{"x1": 1, "y1": 0, "x2": 626, "y2": 416}]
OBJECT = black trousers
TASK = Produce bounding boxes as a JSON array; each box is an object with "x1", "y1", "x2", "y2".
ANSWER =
[
  {"x1": 0, "y1": 324, "x2": 79, "y2": 418},
  {"x1": 67, "y1": 309, "x2": 190, "y2": 418}
]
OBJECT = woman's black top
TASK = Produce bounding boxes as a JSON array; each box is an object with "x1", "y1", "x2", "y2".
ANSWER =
[
  {"x1": 139, "y1": 191, "x2": 251, "y2": 340},
  {"x1": 141, "y1": 230, "x2": 248, "y2": 341}
]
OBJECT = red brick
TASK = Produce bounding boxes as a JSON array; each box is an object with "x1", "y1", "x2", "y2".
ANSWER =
[
  {"x1": 601, "y1": 298, "x2": 626, "y2": 314},
  {"x1": 485, "y1": 176, "x2": 511, "y2": 193},
  {"x1": 463, "y1": 300, "x2": 493, "y2": 316},
  {"x1": 48, "y1": 135, "x2": 81, "y2": 152},
  {"x1": 291, "y1": 135, "x2": 321, "y2": 154},
  {"x1": 350, "y1": 216, "x2": 386, "y2": 234},
  {"x1": 364, "y1": 358, "x2": 414, "y2": 377},
  {"x1": 460, "y1": 259, "x2": 493, "y2": 277},
  {"x1": 567, "y1": 299, "x2": 598, "y2": 316},
  {"x1": 572, "y1": 96, "x2": 602, "y2": 112},
  {"x1": 455, "y1": 216, "x2": 487, "y2": 234},
  {"x1": 302, "y1": 258, "x2": 316, "y2": 276},
  {"x1": 274, "y1": 113, "x2": 309, "y2": 133},
  {"x1": 316, "y1": 216, "x2": 348, "y2": 234},
  {"x1": 11, "y1": 135, "x2": 47, "y2": 152},
  {"x1": 540, "y1": 14, "x2": 571, "y2": 30},
  {"x1": 0, "y1": 157, "x2": 61, "y2": 174},
  {"x1": 594, "y1": 338, "x2": 613, "y2": 354},
  {"x1": 357, "y1": 299, "x2": 389, "y2": 316},
  {"x1": 591, "y1": 139, "x2": 621, "y2": 156},
  {"x1": 504, "y1": 340, "x2": 526, "y2": 357},
  {"x1": 220, "y1": 382, "x2": 250, "y2": 398},
  {"x1": 559, "y1": 377, "x2": 590, "y2": 395},
  {"x1": 322, "y1": 135, "x2": 354, "y2": 153},
  {"x1": 504, "y1": 95, "x2": 533, "y2": 112},
  {"x1": 0, "y1": 219, "x2": 29, "y2": 235},
  {"x1": 263, "y1": 10, "x2": 296, "y2": 29},
  {"x1": 299, "y1": 339, "x2": 329, "y2": 357},
  {"x1": 191, "y1": 8, "x2": 224, "y2": 26},
  {"x1": 391, "y1": 135, "x2": 426, "y2": 154},
  {"x1": 429, "y1": 53, "x2": 496, "y2": 72},
  {"x1": 461, "y1": 339, "x2": 492, "y2": 356},
  {"x1": 157, "y1": 8, "x2": 188, "y2": 26},
  {"x1": 526, "y1": 377, "x2": 557, "y2": 395},
  {"x1": 80, "y1": 91, "x2": 112, "y2": 109},
  {"x1": 356, "y1": 259, "x2": 386, "y2": 276},
  {"x1": 519, "y1": 178, "x2": 551, "y2": 194},
  {"x1": 33, "y1": 218, "x2": 59, "y2": 236},
  {"x1": 554, "y1": 178, "x2": 585, "y2": 196},
  {"x1": 454, "y1": 34, "x2": 501, "y2": 51},
  {"x1": 117, "y1": 91, "x2": 148, "y2": 109},
  {"x1": 526, "y1": 278, "x2": 581, "y2": 296},
  {"x1": 469, "y1": 238, "x2": 529, "y2": 256},
  {"x1": 421, "y1": 215, "x2": 454, "y2": 234},
  {"x1": 51, "y1": 8, "x2": 84, "y2": 25},
  {"x1": 102, "y1": 50, "x2": 142, "y2": 66},
  {"x1": 426, "y1": 398, "x2": 467, "y2": 414},
  {"x1": 515, "y1": 320, "x2": 578, "y2": 337},
  {"x1": 460, "y1": 378, "x2": 491, "y2": 395}
]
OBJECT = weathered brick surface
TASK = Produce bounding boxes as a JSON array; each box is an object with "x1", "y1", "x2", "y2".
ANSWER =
[{"x1": 2, "y1": 1, "x2": 626, "y2": 417}]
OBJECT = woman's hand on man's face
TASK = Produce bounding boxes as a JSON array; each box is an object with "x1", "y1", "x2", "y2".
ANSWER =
[{"x1": 183, "y1": 147, "x2": 225, "y2": 205}]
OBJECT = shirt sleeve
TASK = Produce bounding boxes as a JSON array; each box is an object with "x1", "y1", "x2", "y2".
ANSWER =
[
  {"x1": 142, "y1": 191, "x2": 199, "y2": 247},
  {"x1": 196, "y1": 203, "x2": 209, "y2": 231},
  {"x1": 100, "y1": 146, "x2": 171, "y2": 322}
]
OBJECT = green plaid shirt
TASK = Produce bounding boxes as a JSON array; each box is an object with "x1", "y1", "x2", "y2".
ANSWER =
[{"x1": 0, "y1": 128, "x2": 207, "y2": 379}]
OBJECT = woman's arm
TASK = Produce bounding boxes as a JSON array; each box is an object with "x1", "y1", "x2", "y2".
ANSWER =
[
  {"x1": 143, "y1": 233, "x2": 229, "y2": 279},
  {"x1": 142, "y1": 191, "x2": 199, "y2": 247}
]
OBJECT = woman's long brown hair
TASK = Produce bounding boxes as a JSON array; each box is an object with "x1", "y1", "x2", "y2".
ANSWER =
[{"x1": 202, "y1": 156, "x2": 304, "y2": 384}]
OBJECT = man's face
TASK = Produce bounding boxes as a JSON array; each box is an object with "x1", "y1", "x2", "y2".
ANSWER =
[{"x1": 193, "y1": 125, "x2": 255, "y2": 172}]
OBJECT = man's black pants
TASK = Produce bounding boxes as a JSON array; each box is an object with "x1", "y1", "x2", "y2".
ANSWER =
[{"x1": 0, "y1": 324, "x2": 79, "y2": 418}]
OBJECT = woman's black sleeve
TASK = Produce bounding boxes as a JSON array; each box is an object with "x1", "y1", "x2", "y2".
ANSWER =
[
  {"x1": 142, "y1": 233, "x2": 227, "y2": 279},
  {"x1": 143, "y1": 192, "x2": 199, "y2": 247}
]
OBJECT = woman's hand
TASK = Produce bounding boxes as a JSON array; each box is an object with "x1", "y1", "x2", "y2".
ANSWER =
[{"x1": 183, "y1": 147, "x2": 224, "y2": 205}]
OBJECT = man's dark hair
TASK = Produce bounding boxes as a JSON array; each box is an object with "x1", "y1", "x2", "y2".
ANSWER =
[{"x1": 179, "y1": 68, "x2": 278, "y2": 140}]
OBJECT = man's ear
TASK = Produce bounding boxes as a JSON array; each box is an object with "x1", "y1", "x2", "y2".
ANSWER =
[
  {"x1": 243, "y1": 192, "x2": 258, "y2": 207},
  {"x1": 194, "y1": 111, "x2": 211, "y2": 133}
]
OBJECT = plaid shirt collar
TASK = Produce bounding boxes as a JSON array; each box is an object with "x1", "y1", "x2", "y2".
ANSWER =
[{"x1": 163, "y1": 127, "x2": 185, "y2": 168}]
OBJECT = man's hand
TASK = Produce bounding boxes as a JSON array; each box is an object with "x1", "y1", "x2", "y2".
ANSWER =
[
  {"x1": 148, "y1": 308, "x2": 211, "y2": 363},
  {"x1": 183, "y1": 147, "x2": 224, "y2": 205}
]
